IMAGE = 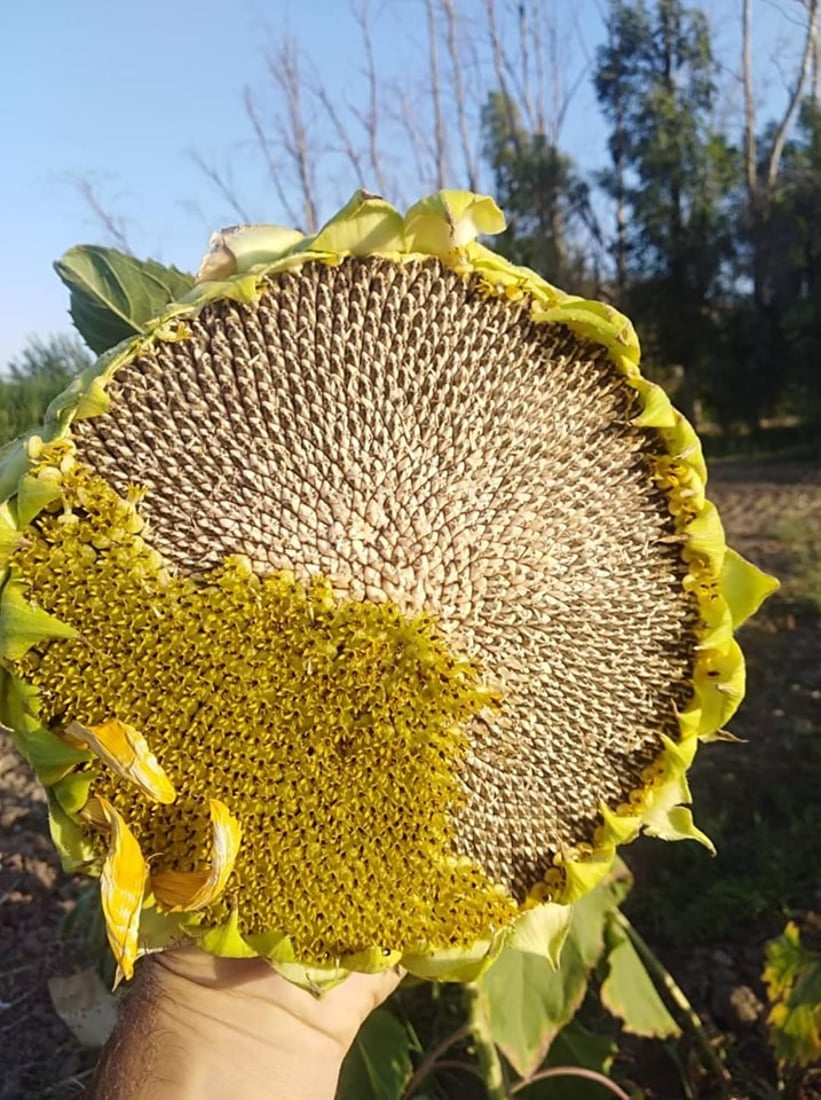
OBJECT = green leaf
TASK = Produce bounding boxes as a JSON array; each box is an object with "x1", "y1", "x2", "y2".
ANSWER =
[
  {"x1": 53, "y1": 768, "x2": 96, "y2": 813},
  {"x1": 46, "y1": 789, "x2": 97, "y2": 871},
  {"x1": 547, "y1": 1019, "x2": 617, "y2": 1072},
  {"x1": 401, "y1": 934, "x2": 503, "y2": 982},
  {"x1": 475, "y1": 941, "x2": 582, "y2": 1078},
  {"x1": 720, "y1": 548, "x2": 779, "y2": 628},
  {"x1": 763, "y1": 922, "x2": 821, "y2": 1069},
  {"x1": 515, "y1": 1020, "x2": 617, "y2": 1099},
  {"x1": 404, "y1": 191, "x2": 505, "y2": 252},
  {"x1": 600, "y1": 916, "x2": 680, "y2": 1039},
  {"x1": 508, "y1": 903, "x2": 571, "y2": 965},
  {"x1": 0, "y1": 437, "x2": 34, "y2": 505},
  {"x1": 477, "y1": 872, "x2": 628, "y2": 1078},
  {"x1": 337, "y1": 1008, "x2": 413, "y2": 1100},
  {"x1": 196, "y1": 909, "x2": 257, "y2": 958},
  {"x1": 54, "y1": 246, "x2": 194, "y2": 354}
]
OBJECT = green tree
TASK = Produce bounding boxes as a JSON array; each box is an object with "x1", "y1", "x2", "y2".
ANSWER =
[
  {"x1": 0, "y1": 335, "x2": 91, "y2": 446},
  {"x1": 594, "y1": 0, "x2": 737, "y2": 422},
  {"x1": 777, "y1": 99, "x2": 821, "y2": 419},
  {"x1": 739, "y1": 0, "x2": 819, "y2": 430},
  {"x1": 712, "y1": 98, "x2": 821, "y2": 433},
  {"x1": 480, "y1": 91, "x2": 600, "y2": 290}
]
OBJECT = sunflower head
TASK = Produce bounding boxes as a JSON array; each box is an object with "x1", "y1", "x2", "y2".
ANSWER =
[{"x1": 0, "y1": 191, "x2": 777, "y2": 989}]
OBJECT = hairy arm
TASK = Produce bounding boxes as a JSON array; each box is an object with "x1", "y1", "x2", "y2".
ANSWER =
[{"x1": 87, "y1": 948, "x2": 402, "y2": 1100}]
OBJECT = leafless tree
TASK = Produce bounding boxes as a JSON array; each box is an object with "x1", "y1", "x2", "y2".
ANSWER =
[
  {"x1": 742, "y1": 0, "x2": 820, "y2": 314},
  {"x1": 426, "y1": 0, "x2": 449, "y2": 188},
  {"x1": 743, "y1": 0, "x2": 819, "y2": 199},
  {"x1": 243, "y1": 85, "x2": 306, "y2": 228},
  {"x1": 186, "y1": 152, "x2": 252, "y2": 225},
  {"x1": 484, "y1": 0, "x2": 522, "y2": 153},
  {"x1": 181, "y1": 1, "x2": 594, "y2": 226},
  {"x1": 349, "y1": 0, "x2": 389, "y2": 195},
  {"x1": 74, "y1": 2, "x2": 593, "y2": 247},
  {"x1": 262, "y1": 38, "x2": 320, "y2": 232},
  {"x1": 441, "y1": 0, "x2": 480, "y2": 190},
  {"x1": 67, "y1": 175, "x2": 133, "y2": 254}
]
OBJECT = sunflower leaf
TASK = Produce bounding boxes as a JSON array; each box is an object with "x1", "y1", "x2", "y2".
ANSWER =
[
  {"x1": 600, "y1": 915, "x2": 680, "y2": 1038},
  {"x1": 337, "y1": 1008, "x2": 413, "y2": 1100},
  {"x1": 54, "y1": 247, "x2": 194, "y2": 354},
  {"x1": 513, "y1": 1020, "x2": 617, "y2": 1098},
  {"x1": 763, "y1": 922, "x2": 821, "y2": 1069},
  {"x1": 476, "y1": 870, "x2": 629, "y2": 1078}
]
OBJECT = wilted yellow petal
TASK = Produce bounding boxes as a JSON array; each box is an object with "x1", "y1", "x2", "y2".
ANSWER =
[
  {"x1": 692, "y1": 639, "x2": 746, "y2": 734},
  {"x1": 65, "y1": 718, "x2": 175, "y2": 804},
  {"x1": 684, "y1": 502, "x2": 726, "y2": 572},
  {"x1": 310, "y1": 190, "x2": 406, "y2": 254},
  {"x1": 659, "y1": 411, "x2": 708, "y2": 483},
  {"x1": 630, "y1": 378, "x2": 676, "y2": 428},
  {"x1": 152, "y1": 799, "x2": 241, "y2": 912},
  {"x1": 96, "y1": 796, "x2": 148, "y2": 986},
  {"x1": 720, "y1": 547, "x2": 779, "y2": 628},
  {"x1": 403, "y1": 191, "x2": 505, "y2": 253},
  {"x1": 197, "y1": 224, "x2": 305, "y2": 282}
]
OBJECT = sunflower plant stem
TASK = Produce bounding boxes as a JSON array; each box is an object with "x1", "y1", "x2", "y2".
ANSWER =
[
  {"x1": 613, "y1": 911, "x2": 731, "y2": 1091},
  {"x1": 399, "y1": 1024, "x2": 471, "y2": 1099},
  {"x1": 509, "y1": 1067, "x2": 632, "y2": 1098},
  {"x1": 464, "y1": 982, "x2": 508, "y2": 1100}
]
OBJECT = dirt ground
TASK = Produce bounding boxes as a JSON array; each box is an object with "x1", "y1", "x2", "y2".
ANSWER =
[{"x1": 1, "y1": 458, "x2": 819, "y2": 1099}]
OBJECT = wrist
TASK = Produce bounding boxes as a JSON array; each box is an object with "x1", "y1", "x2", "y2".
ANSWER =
[
  {"x1": 150, "y1": 954, "x2": 347, "y2": 1100},
  {"x1": 92, "y1": 951, "x2": 347, "y2": 1100},
  {"x1": 89, "y1": 946, "x2": 402, "y2": 1099}
]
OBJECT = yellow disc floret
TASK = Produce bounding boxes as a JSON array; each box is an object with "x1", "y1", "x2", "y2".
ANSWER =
[{"x1": 12, "y1": 461, "x2": 517, "y2": 962}]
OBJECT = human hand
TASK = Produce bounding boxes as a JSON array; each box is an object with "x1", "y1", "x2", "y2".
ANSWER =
[{"x1": 89, "y1": 947, "x2": 403, "y2": 1099}]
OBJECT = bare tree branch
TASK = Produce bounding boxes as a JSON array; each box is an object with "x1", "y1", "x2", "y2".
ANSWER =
[
  {"x1": 485, "y1": 0, "x2": 523, "y2": 153},
  {"x1": 493, "y1": 0, "x2": 550, "y2": 135},
  {"x1": 532, "y1": 0, "x2": 548, "y2": 134},
  {"x1": 516, "y1": 0, "x2": 537, "y2": 130},
  {"x1": 243, "y1": 87, "x2": 303, "y2": 228},
  {"x1": 555, "y1": 57, "x2": 592, "y2": 144},
  {"x1": 68, "y1": 175, "x2": 133, "y2": 254},
  {"x1": 549, "y1": 18, "x2": 563, "y2": 145},
  {"x1": 394, "y1": 85, "x2": 436, "y2": 196},
  {"x1": 765, "y1": 0, "x2": 819, "y2": 186},
  {"x1": 499, "y1": 3, "x2": 538, "y2": 130},
  {"x1": 745, "y1": 0, "x2": 819, "y2": 194},
  {"x1": 186, "y1": 151, "x2": 252, "y2": 224},
  {"x1": 546, "y1": 5, "x2": 590, "y2": 145},
  {"x1": 426, "y1": 0, "x2": 448, "y2": 188},
  {"x1": 349, "y1": 0, "x2": 388, "y2": 194},
  {"x1": 314, "y1": 83, "x2": 366, "y2": 183},
  {"x1": 265, "y1": 39, "x2": 319, "y2": 232},
  {"x1": 441, "y1": 0, "x2": 479, "y2": 190}
]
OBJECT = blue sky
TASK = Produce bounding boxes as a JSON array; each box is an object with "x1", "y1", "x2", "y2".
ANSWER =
[{"x1": 0, "y1": 0, "x2": 809, "y2": 366}]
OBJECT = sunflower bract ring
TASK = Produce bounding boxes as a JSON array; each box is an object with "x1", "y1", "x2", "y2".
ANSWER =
[{"x1": 0, "y1": 190, "x2": 777, "y2": 990}]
